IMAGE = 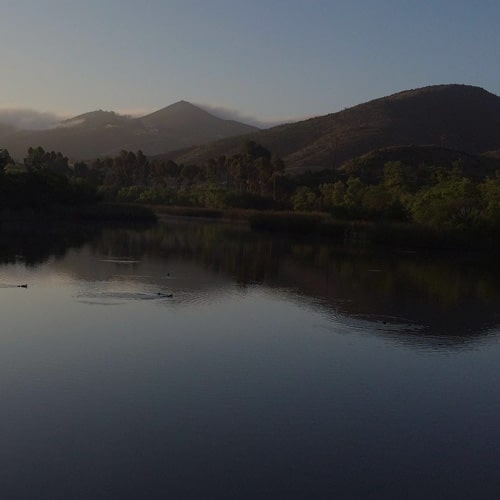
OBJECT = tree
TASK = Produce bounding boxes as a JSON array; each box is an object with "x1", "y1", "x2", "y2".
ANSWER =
[
  {"x1": 292, "y1": 186, "x2": 318, "y2": 211},
  {"x1": 24, "y1": 146, "x2": 70, "y2": 175},
  {"x1": 0, "y1": 149, "x2": 13, "y2": 171},
  {"x1": 271, "y1": 156, "x2": 285, "y2": 201},
  {"x1": 343, "y1": 177, "x2": 365, "y2": 212},
  {"x1": 411, "y1": 176, "x2": 481, "y2": 229},
  {"x1": 479, "y1": 173, "x2": 500, "y2": 226},
  {"x1": 242, "y1": 140, "x2": 271, "y2": 160},
  {"x1": 24, "y1": 146, "x2": 46, "y2": 171},
  {"x1": 180, "y1": 164, "x2": 200, "y2": 186},
  {"x1": 319, "y1": 181, "x2": 346, "y2": 211},
  {"x1": 383, "y1": 161, "x2": 416, "y2": 193}
]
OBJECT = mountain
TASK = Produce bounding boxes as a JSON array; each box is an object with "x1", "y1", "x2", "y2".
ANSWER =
[
  {"x1": 0, "y1": 122, "x2": 17, "y2": 138},
  {"x1": 136, "y1": 101, "x2": 257, "y2": 151},
  {"x1": 2, "y1": 85, "x2": 499, "y2": 167},
  {"x1": 166, "y1": 85, "x2": 500, "y2": 172},
  {"x1": 0, "y1": 102, "x2": 259, "y2": 160}
]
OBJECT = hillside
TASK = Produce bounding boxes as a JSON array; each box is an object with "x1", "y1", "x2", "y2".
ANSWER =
[
  {"x1": 166, "y1": 85, "x2": 500, "y2": 172},
  {"x1": 0, "y1": 102, "x2": 259, "y2": 160},
  {"x1": 0, "y1": 123, "x2": 16, "y2": 138},
  {"x1": 136, "y1": 101, "x2": 257, "y2": 151}
]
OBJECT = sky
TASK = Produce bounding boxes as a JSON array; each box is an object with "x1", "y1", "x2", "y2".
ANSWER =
[{"x1": 0, "y1": 0, "x2": 498, "y2": 128}]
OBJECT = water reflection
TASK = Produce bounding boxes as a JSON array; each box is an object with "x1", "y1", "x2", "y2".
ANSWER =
[
  {"x1": 3, "y1": 217, "x2": 500, "y2": 347},
  {"x1": 2, "y1": 218, "x2": 500, "y2": 498},
  {"x1": 0, "y1": 218, "x2": 104, "y2": 266}
]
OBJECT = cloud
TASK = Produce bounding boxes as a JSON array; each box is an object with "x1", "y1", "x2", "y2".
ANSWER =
[
  {"x1": 194, "y1": 103, "x2": 301, "y2": 129},
  {"x1": 115, "y1": 107, "x2": 155, "y2": 118},
  {"x1": 0, "y1": 105, "x2": 310, "y2": 131},
  {"x1": 0, "y1": 109, "x2": 66, "y2": 130},
  {"x1": 57, "y1": 118, "x2": 85, "y2": 128}
]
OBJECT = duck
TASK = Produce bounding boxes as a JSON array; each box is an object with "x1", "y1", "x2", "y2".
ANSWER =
[{"x1": 17, "y1": 284, "x2": 28, "y2": 288}]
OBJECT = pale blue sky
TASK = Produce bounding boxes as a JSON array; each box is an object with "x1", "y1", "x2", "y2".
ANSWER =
[{"x1": 0, "y1": 0, "x2": 498, "y2": 125}]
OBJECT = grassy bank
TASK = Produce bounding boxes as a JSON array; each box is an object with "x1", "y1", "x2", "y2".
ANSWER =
[
  {"x1": 149, "y1": 205, "x2": 500, "y2": 252},
  {"x1": 150, "y1": 205, "x2": 264, "y2": 221},
  {"x1": 151, "y1": 205, "x2": 225, "y2": 219},
  {"x1": 247, "y1": 212, "x2": 500, "y2": 251}
]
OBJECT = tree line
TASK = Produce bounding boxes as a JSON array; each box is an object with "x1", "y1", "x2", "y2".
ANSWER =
[
  {"x1": 2, "y1": 143, "x2": 500, "y2": 231},
  {"x1": 291, "y1": 161, "x2": 500, "y2": 230},
  {"x1": 0, "y1": 147, "x2": 96, "y2": 209}
]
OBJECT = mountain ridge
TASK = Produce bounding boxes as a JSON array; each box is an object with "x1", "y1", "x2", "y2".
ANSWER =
[
  {"x1": 1, "y1": 84, "x2": 499, "y2": 169},
  {"x1": 0, "y1": 101, "x2": 259, "y2": 160},
  {"x1": 164, "y1": 84, "x2": 500, "y2": 172}
]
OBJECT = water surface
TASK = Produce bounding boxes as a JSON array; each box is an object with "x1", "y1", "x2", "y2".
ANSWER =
[{"x1": 1, "y1": 219, "x2": 499, "y2": 499}]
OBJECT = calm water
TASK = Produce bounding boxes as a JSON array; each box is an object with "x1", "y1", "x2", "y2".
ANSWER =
[{"x1": 1, "y1": 218, "x2": 500, "y2": 499}]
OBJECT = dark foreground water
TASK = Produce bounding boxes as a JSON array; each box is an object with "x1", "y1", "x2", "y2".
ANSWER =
[{"x1": 1, "y1": 218, "x2": 499, "y2": 499}]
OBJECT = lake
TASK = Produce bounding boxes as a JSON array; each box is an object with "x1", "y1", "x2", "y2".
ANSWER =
[{"x1": 1, "y1": 217, "x2": 499, "y2": 499}]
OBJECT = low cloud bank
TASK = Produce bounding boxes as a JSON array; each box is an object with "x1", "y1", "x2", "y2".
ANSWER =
[
  {"x1": 195, "y1": 103, "x2": 296, "y2": 129},
  {"x1": 0, "y1": 105, "x2": 307, "y2": 132},
  {"x1": 0, "y1": 109, "x2": 65, "y2": 130}
]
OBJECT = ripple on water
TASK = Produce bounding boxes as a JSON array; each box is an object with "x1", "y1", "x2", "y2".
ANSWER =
[{"x1": 76, "y1": 290, "x2": 174, "y2": 306}]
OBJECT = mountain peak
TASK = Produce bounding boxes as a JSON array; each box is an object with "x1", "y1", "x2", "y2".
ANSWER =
[
  {"x1": 142, "y1": 100, "x2": 209, "y2": 121},
  {"x1": 382, "y1": 83, "x2": 495, "y2": 102},
  {"x1": 166, "y1": 100, "x2": 197, "y2": 109},
  {"x1": 138, "y1": 101, "x2": 257, "y2": 135}
]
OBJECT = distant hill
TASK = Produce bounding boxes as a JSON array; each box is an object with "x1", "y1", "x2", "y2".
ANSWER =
[
  {"x1": 0, "y1": 102, "x2": 258, "y2": 160},
  {"x1": 166, "y1": 85, "x2": 500, "y2": 172},
  {"x1": 0, "y1": 123, "x2": 16, "y2": 138}
]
